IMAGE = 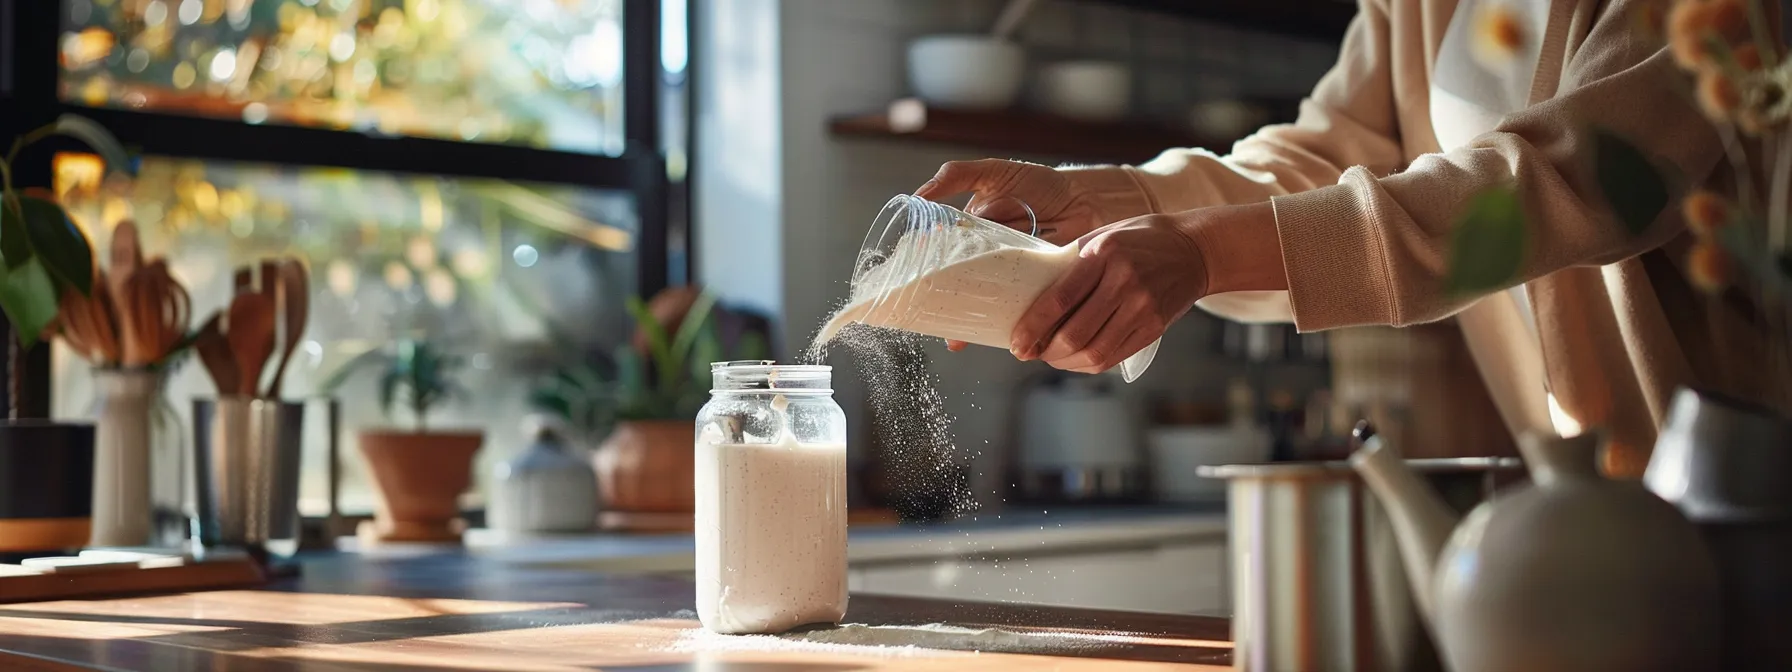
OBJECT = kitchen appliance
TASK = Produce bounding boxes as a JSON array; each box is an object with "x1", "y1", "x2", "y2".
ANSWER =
[
  {"x1": 1146, "y1": 424, "x2": 1269, "y2": 503},
  {"x1": 1015, "y1": 373, "x2": 1146, "y2": 502},
  {"x1": 1200, "y1": 452, "x2": 1524, "y2": 671}
]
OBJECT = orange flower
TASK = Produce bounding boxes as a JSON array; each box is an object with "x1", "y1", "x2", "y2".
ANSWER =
[
  {"x1": 1632, "y1": 0, "x2": 1670, "y2": 41},
  {"x1": 1681, "y1": 190, "x2": 1732, "y2": 237},
  {"x1": 1669, "y1": 0, "x2": 1750, "y2": 70},
  {"x1": 1698, "y1": 68, "x2": 1743, "y2": 119},
  {"x1": 1732, "y1": 43, "x2": 1764, "y2": 71},
  {"x1": 1472, "y1": 3, "x2": 1528, "y2": 69},
  {"x1": 1687, "y1": 241, "x2": 1732, "y2": 293}
]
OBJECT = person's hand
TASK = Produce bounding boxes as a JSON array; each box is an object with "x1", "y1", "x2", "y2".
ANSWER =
[
  {"x1": 914, "y1": 159, "x2": 1109, "y2": 351},
  {"x1": 1007, "y1": 202, "x2": 1285, "y2": 374},
  {"x1": 914, "y1": 159, "x2": 1108, "y2": 246}
]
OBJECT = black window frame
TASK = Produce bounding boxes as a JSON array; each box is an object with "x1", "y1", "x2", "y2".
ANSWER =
[{"x1": 0, "y1": 0, "x2": 692, "y2": 416}]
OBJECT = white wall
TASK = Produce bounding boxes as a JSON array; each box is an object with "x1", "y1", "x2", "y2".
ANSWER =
[{"x1": 698, "y1": 0, "x2": 1337, "y2": 507}]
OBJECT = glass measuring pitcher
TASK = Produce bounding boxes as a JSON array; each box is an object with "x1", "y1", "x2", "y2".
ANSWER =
[{"x1": 825, "y1": 194, "x2": 1160, "y2": 382}]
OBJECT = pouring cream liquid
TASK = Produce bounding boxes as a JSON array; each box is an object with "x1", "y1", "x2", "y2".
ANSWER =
[
  {"x1": 815, "y1": 237, "x2": 1081, "y2": 352},
  {"x1": 695, "y1": 394, "x2": 849, "y2": 634}
]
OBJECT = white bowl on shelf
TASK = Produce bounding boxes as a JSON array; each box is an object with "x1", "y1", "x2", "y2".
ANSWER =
[
  {"x1": 906, "y1": 35, "x2": 1026, "y2": 110},
  {"x1": 1036, "y1": 60, "x2": 1131, "y2": 122},
  {"x1": 1147, "y1": 424, "x2": 1272, "y2": 503}
]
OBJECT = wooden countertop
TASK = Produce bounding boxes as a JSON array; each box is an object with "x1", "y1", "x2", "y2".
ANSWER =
[{"x1": 0, "y1": 553, "x2": 1232, "y2": 671}]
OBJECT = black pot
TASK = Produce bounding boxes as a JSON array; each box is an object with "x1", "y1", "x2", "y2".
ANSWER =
[{"x1": 0, "y1": 421, "x2": 96, "y2": 554}]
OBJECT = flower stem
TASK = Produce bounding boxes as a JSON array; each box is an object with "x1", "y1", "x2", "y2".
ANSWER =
[
  {"x1": 1743, "y1": 0, "x2": 1780, "y2": 70},
  {"x1": 1772, "y1": 130, "x2": 1792, "y2": 253}
]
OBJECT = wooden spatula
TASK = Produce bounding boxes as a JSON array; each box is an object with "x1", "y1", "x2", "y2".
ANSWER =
[
  {"x1": 266, "y1": 259, "x2": 309, "y2": 399},
  {"x1": 108, "y1": 221, "x2": 141, "y2": 306},
  {"x1": 194, "y1": 313, "x2": 238, "y2": 396},
  {"x1": 226, "y1": 292, "x2": 275, "y2": 397}
]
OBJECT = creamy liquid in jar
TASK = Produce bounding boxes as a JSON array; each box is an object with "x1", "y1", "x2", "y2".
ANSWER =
[
  {"x1": 695, "y1": 395, "x2": 849, "y2": 634},
  {"x1": 815, "y1": 239, "x2": 1081, "y2": 351}
]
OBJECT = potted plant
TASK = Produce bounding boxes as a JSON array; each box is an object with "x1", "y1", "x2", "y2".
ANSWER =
[
  {"x1": 0, "y1": 115, "x2": 126, "y2": 553},
  {"x1": 529, "y1": 287, "x2": 766, "y2": 530},
  {"x1": 322, "y1": 339, "x2": 482, "y2": 543}
]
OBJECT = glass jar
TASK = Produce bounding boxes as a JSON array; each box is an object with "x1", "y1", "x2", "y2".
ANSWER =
[{"x1": 694, "y1": 361, "x2": 848, "y2": 635}]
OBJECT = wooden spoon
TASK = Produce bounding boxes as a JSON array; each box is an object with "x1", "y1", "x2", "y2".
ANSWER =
[
  {"x1": 226, "y1": 292, "x2": 275, "y2": 397},
  {"x1": 108, "y1": 220, "x2": 141, "y2": 303},
  {"x1": 141, "y1": 261, "x2": 190, "y2": 363},
  {"x1": 266, "y1": 259, "x2": 309, "y2": 398},
  {"x1": 195, "y1": 312, "x2": 239, "y2": 396},
  {"x1": 233, "y1": 265, "x2": 253, "y2": 294}
]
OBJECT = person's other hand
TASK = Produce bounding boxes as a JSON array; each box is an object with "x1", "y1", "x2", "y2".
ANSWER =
[
  {"x1": 915, "y1": 159, "x2": 1108, "y2": 245},
  {"x1": 914, "y1": 159, "x2": 1108, "y2": 352},
  {"x1": 1006, "y1": 203, "x2": 1283, "y2": 373}
]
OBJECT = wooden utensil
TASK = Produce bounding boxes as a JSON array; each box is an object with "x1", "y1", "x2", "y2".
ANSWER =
[
  {"x1": 266, "y1": 259, "x2": 309, "y2": 398},
  {"x1": 194, "y1": 313, "x2": 239, "y2": 395},
  {"x1": 56, "y1": 270, "x2": 122, "y2": 366},
  {"x1": 233, "y1": 265, "x2": 252, "y2": 294},
  {"x1": 108, "y1": 221, "x2": 141, "y2": 305},
  {"x1": 120, "y1": 261, "x2": 191, "y2": 366},
  {"x1": 225, "y1": 292, "x2": 275, "y2": 397}
]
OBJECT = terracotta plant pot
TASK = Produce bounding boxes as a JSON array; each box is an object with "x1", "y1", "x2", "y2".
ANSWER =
[
  {"x1": 358, "y1": 429, "x2": 482, "y2": 543},
  {"x1": 592, "y1": 420, "x2": 693, "y2": 528}
]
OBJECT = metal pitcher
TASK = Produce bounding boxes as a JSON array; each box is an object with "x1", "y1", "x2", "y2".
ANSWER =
[{"x1": 1199, "y1": 457, "x2": 1524, "y2": 672}]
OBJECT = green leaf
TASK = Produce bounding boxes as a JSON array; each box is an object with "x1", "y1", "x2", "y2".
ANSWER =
[
  {"x1": 612, "y1": 344, "x2": 645, "y2": 402},
  {"x1": 625, "y1": 295, "x2": 678, "y2": 393},
  {"x1": 51, "y1": 115, "x2": 134, "y2": 177},
  {"x1": 18, "y1": 196, "x2": 94, "y2": 296},
  {"x1": 378, "y1": 368, "x2": 401, "y2": 420},
  {"x1": 668, "y1": 291, "x2": 718, "y2": 365},
  {"x1": 0, "y1": 257, "x2": 61, "y2": 350},
  {"x1": 1593, "y1": 128, "x2": 1671, "y2": 235},
  {"x1": 0, "y1": 197, "x2": 30, "y2": 272},
  {"x1": 688, "y1": 326, "x2": 723, "y2": 390},
  {"x1": 318, "y1": 347, "x2": 388, "y2": 394},
  {"x1": 1445, "y1": 186, "x2": 1528, "y2": 295}
]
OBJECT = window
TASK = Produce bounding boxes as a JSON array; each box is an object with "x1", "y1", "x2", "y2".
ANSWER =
[
  {"x1": 4, "y1": 0, "x2": 691, "y2": 517},
  {"x1": 59, "y1": 0, "x2": 628, "y2": 155}
]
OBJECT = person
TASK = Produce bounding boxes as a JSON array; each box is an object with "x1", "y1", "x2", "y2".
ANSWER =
[{"x1": 913, "y1": 0, "x2": 1777, "y2": 475}]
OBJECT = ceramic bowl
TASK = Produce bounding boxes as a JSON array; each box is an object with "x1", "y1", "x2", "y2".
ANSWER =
[
  {"x1": 1036, "y1": 60, "x2": 1131, "y2": 121},
  {"x1": 907, "y1": 35, "x2": 1025, "y2": 109}
]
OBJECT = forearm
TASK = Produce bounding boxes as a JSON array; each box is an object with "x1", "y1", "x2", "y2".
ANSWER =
[{"x1": 1182, "y1": 202, "x2": 1290, "y2": 295}]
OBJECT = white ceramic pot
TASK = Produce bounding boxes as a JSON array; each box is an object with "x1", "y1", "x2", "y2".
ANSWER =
[
  {"x1": 906, "y1": 35, "x2": 1025, "y2": 110},
  {"x1": 489, "y1": 419, "x2": 599, "y2": 534},
  {"x1": 1356, "y1": 432, "x2": 1722, "y2": 672},
  {"x1": 1036, "y1": 60, "x2": 1131, "y2": 121}
]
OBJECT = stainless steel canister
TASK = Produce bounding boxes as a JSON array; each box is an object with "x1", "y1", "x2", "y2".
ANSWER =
[
  {"x1": 192, "y1": 397, "x2": 305, "y2": 560},
  {"x1": 1199, "y1": 458, "x2": 1524, "y2": 672}
]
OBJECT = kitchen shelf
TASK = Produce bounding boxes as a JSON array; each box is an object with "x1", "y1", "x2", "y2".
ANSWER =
[
  {"x1": 1080, "y1": 0, "x2": 1357, "y2": 41},
  {"x1": 829, "y1": 99, "x2": 1235, "y2": 164}
]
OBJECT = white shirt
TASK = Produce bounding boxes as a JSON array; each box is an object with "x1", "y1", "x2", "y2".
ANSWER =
[{"x1": 1430, "y1": 0, "x2": 1550, "y2": 336}]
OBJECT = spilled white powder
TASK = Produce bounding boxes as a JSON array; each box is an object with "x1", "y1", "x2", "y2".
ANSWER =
[
  {"x1": 670, "y1": 622, "x2": 1130, "y2": 657},
  {"x1": 669, "y1": 626, "x2": 955, "y2": 658},
  {"x1": 790, "y1": 623, "x2": 1131, "y2": 655}
]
